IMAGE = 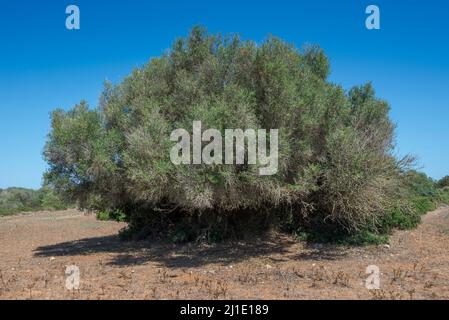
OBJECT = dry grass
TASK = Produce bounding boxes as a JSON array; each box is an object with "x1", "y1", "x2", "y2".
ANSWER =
[{"x1": 1, "y1": 208, "x2": 449, "y2": 300}]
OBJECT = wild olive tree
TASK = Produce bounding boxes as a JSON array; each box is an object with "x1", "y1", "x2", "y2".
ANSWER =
[{"x1": 44, "y1": 27, "x2": 411, "y2": 240}]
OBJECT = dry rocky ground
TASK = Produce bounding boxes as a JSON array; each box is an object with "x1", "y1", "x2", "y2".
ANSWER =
[{"x1": 1, "y1": 207, "x2": 449, "y2": 300}]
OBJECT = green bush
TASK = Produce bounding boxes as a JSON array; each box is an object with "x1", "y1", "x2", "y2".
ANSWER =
[
  {"x1": 380, "y1": 206, "x2": 421, "y2": 232},
  {"x1": 38, "y1": 187, "x2": 68, "y2": 210},
  {"x1": 402, "y1": 171, "x2": 437, "y2": 197},
  {"x1": 44, "y1": 27, "x2": 414, "y2": 242},
  {"x1": 369, "y1": 171, "x2": 447, "y2": 238},
  {"x1": 437, "y1": 187, "x2": 449, "y2": 205},
  {"x1": 411, "y1": 196, "x2": 437, "y2": 215},
  {"x1": 339, "y1": 231, "x2": 389, "y2": 246},
  {"x1": 293, "y1": 223, "x2": 389, "y2": 245},
  {"x1": 96, "y1": 211, "x2": 111, "y2": 221},
  {"x1": 96, "y1": 209, "x2": 128, "y2": 222},
  {"x1": 295, "y1": 173, "x2": 437, "y2": 245}
]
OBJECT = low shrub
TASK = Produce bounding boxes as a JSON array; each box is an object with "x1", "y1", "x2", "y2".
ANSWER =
[
  {"x1": 96, "y1": 209, "x2": 128, "y2": 222},
  {"x1": 437, "y1": 187, "x2": 449, "y2": 205},
  {"x1": 379, "y1": 206, "x2": 421, "y2": 232},
  {"x1": 293, "y1": 224, "x2": 389, "y2": 245},
  {"x1": 42, "y1": 27, "x2": 435, "y2": 244},
  {"x1": 411, "y1": 196, "x2": 437, "y2": 215},
  {"x1": 437, "y1": 176, "x2": 449, "y2": 189}
]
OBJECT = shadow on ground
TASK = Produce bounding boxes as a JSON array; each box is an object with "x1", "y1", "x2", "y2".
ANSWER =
[{"x1": 34, "y1": 234, "x2": 348, "y2": 268}]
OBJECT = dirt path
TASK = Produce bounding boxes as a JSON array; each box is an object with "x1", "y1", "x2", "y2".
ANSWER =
[{"x1": 1, "y1": 208, "x2": 448, "y2": 300}]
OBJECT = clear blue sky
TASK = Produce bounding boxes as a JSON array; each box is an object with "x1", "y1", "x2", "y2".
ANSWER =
[{"x1": 0, "y1": 0, "x2": 448, "y2": 189}]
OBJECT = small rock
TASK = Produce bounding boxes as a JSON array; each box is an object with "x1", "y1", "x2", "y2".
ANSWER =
[
  {"x1": 266, "y1": 264, "x2": 273, "y2": 270},
  {"x1": 383, "y1": 244, "x2": 391, "y2": 249},
  {"x1": 50, "y1": 257, "x2": 56, "y2": 261}
]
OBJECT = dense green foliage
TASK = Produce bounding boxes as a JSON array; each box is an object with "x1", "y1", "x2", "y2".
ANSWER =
[
  {"x1": 96, "y1": 209, "x2": 128, "y2": 222},
  {"x1": 297, "y1": 171, "x2": 449, "y2": 244},
  {"x1": 437, "y1": 175, "x2": 449, "y2": 188},
  {"x1": 0, "y1": 187, "x2": 68, "y2": 216},
  {"x1": 43, "y1": 27, "x2": 445, "y2": 243}
]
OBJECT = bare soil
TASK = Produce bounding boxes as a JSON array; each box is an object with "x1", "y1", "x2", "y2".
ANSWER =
[{"x1": 1, "y1": 208, "x2": 449, "y2": 300}]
